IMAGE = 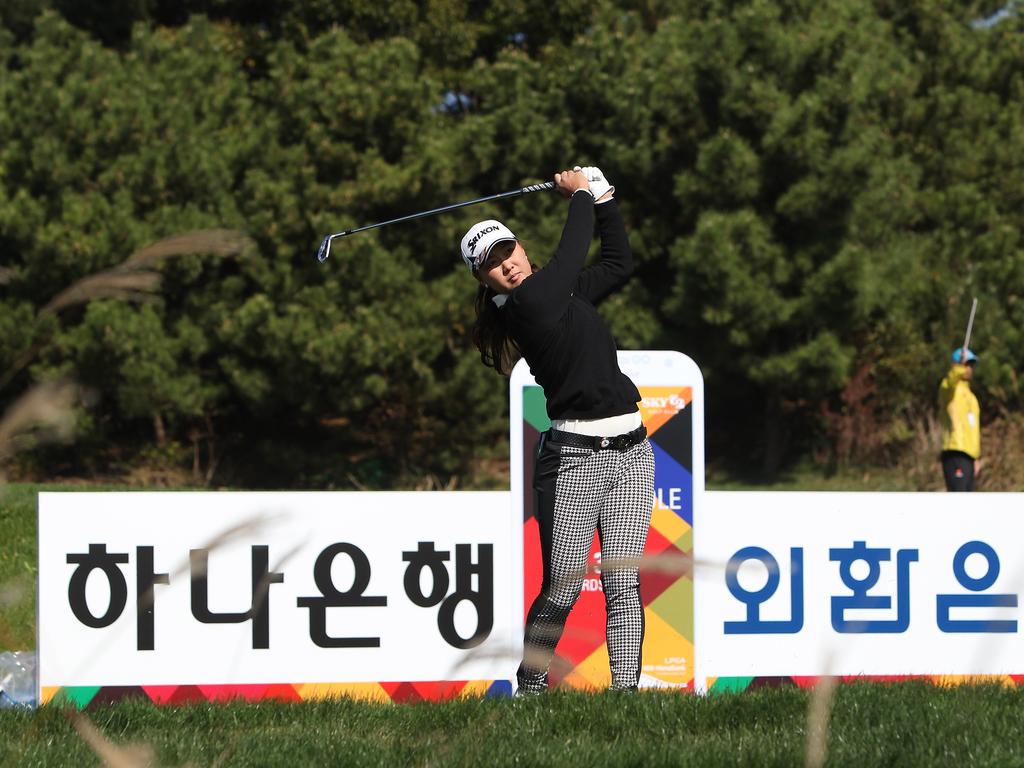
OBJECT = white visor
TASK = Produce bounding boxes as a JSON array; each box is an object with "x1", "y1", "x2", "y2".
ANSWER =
[{"x1": 460, "y1": 219, "x2": 517, "y2": 271}]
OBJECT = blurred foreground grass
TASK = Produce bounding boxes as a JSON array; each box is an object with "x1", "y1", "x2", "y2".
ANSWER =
[{"x1": 2, "y1": 684, "x2": 1024, "y2": 767}]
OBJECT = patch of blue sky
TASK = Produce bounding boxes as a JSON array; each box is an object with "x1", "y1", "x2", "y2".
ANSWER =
[{"x1": 971, "y1": 0, "x2": 1019, "y2": 29}]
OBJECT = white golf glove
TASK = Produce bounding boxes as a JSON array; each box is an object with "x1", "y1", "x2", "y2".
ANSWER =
[{"x1": 573, "y1": 165, "x2": 615, "y2": 203}]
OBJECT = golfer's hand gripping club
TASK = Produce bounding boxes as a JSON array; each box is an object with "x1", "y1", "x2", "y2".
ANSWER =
[{"x1": 315, "y1": 181, "x2": 556, "y2": 263}]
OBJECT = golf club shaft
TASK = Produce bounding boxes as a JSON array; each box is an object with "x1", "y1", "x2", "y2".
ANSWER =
[
  {"x1": 317, "y1": 181, "x2": 555, "y2": 262},
  {"x1": 962, "y1": 297, "x2": 978, "y2": 356}
]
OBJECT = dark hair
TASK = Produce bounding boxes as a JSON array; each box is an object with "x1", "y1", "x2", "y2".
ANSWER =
[{"x1": 471, "y1": 284, "x2": 521, "y2": 376}]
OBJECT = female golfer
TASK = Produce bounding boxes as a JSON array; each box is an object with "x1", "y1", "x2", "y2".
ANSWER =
[{"x1": 460, "y1": 167, "x2": 655, "y2": 693}]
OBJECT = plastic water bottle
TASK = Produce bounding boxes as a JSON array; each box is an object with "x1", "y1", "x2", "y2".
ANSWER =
[{"x1": 0, "y1": 651, "x2": 37, "y2": 709}]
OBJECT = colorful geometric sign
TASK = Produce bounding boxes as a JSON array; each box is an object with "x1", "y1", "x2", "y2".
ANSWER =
[
  {"x1": 512, "y1": 351, "x2": 704, "y2": 691},
  {"x1": 41, "y1": 679, "x2": 513, "y2": 710}
]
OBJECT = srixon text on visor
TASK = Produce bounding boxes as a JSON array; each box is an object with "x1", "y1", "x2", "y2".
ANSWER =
[{"x1": 467, "y1": 225, "x2": 501, "y2": 254}]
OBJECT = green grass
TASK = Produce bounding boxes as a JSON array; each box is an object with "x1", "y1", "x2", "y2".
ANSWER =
[
  {"x1": 2, "y1": 683, "x2": 1024, "y2": 766},
  {"x1": 707, "y1": 460, "x2": 919, "y2": 492},
  {"x1": 0, "y1": 484, "x2": 43, "y2": 651}
]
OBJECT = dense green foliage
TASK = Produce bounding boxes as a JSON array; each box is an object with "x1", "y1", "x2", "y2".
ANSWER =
[
  {"x1": 1, "y1": 1, "x2": 1022, "y2": 486},
  {"x1": 4, "y1": 683, "x2": 1024, "y2": 766}
]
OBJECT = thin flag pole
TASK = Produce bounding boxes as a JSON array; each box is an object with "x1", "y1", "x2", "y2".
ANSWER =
[{"x1": 962, "y1": 297, "x2": 978, "y2": 360}]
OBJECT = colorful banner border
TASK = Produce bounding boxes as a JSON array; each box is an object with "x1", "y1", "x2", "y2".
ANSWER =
[
  {"x1": 706, "y1": 675, "x2": 1024, "y2": 694},
  {"x1": 42, "y1": 679, "x2": 513, "y2": 709}
]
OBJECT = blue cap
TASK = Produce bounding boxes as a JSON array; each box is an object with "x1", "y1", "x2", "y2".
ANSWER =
[{"x1": 952, "y1": 348, "x2": 978, "y2": 364}]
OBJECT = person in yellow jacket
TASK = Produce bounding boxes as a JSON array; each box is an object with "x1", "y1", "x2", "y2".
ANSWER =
[{"x1": 938, "y1": 347, "x2": 981, "y2": 491}]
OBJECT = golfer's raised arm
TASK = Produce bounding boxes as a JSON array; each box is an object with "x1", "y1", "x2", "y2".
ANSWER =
[
  {"x1": 575, "y1": 199, "x2": 633, "y2": 304},
  {"x1": 515, "y1": 187, "x2": 595, "y2": 320}
]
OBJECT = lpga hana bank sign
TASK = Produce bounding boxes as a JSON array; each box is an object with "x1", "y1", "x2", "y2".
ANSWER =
[
  {"x1": 37, "y1": 384, "x2": 1024, "y2": 706},
  {"x1": 37, "y1": 492, "x2": 518, "y2": 706}
]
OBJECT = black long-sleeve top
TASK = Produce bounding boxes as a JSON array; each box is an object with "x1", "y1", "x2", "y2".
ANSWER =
[{"x1": 503, "y1": 191, "x2": 641, "y2": 421}]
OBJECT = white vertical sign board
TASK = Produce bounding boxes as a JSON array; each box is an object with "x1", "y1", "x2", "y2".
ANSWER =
[{"x1": 511, "y1": 350, "x2": 705, "y2": 689}]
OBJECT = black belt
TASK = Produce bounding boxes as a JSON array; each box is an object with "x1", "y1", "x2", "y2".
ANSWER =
[{"x1": 547, "y1": 424, "x2": 647, "y2": 452}]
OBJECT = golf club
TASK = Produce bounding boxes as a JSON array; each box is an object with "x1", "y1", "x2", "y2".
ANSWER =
[
  {"x1": 962, "y1": 296, "x2": 978, "y2": 360},
  {"x1": 315, "y1": 181, "x2": 556, "y2": 263}
]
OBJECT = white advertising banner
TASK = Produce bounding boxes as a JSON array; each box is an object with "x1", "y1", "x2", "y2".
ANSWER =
[
  {"x1": 38, "y1": 491, "x2": 518, "y2": 699},
  {"x1": 696, "y1": 491, "x2": 1024, "y2": 689}
]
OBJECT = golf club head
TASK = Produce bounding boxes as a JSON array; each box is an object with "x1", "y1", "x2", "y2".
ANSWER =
[{"x1": 316, "y1": 235, "x2": 332, "y2": 263}]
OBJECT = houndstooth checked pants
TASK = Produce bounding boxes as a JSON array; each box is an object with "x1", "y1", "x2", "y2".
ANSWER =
[{"x1": 518, "y1": 433, "x2": 655, "y2": 693}]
